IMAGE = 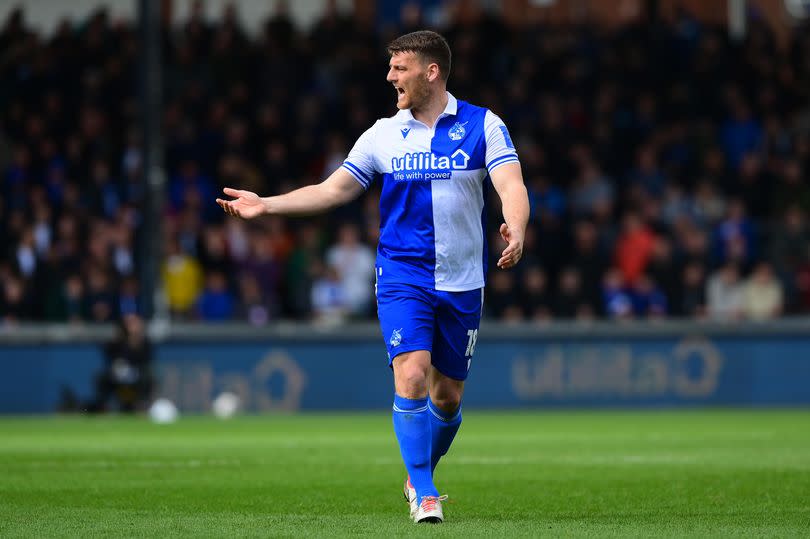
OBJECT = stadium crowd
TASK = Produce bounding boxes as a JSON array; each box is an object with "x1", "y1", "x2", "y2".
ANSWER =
[{"x1": 1, "y1": 2, "x2": 810, "y2": 324}]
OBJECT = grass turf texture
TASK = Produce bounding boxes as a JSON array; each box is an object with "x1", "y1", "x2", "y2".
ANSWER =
[{"x1": 1, "y1": 411, "x2": 808, "y2": 537}]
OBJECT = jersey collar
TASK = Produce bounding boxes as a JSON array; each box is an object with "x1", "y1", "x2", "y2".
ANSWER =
[{"x1": 397, "y1": 91, "x2": 458, "y2": 124}]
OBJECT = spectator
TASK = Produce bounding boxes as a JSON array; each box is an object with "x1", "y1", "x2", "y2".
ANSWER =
[
  {"x1": 647, "y1": 237, "x2": 679, "y2": 308},
  {"x1": 239, "y1": 232, "x2": 282, "y2": 310},
  {"x1": 527, "y1": 176, "x2": 566, "y2": 222},
  {"x1": 85, "y1": 266, "x2": 116, "y2": 323},
  {"x1": 768, "y1": 204, "x2": 810, "y2": 313},
  {"x1": 630, "y1": 274, "x2": 668, "y2": 319},
  {"x1": 118, "y1": 276, "x2": 141, "y2": 318},
  {"x1": 285, "y1": 223, "x2": 324, "y2": 319},
  {"x1": 311, "y1": 262, "x2": 348, "y2": 324},
  {"x1": 1, "y1": 275, "x2": 31, "y2": 323},
  {"x1": 569, "y1": 219, "x2": 609, "y2": 311},
  {"x1": 15, "y1": 228, "x2": 37, "y2": 279},
  {"x1": 742, "y1": 262, "x2": 783, "y2": 320},
  {"x1": 770, "y1": 159, "x2": 810, "y2": 215},
  {"x1": 706, "y1": 263, "x2": 745, "y2": 321},
  {"x1": 712, "y1": 199, "x2": 756, "y2": 268},
  {"x1": 110, "y1": 226, "x2": 135, "y2": 277},
  {"x1": 614, "y1": 212, "x2": 657, "y2": 286},
  {"x1": 197, "y1": 270, "x2": 235, "y2": 321},
  {"x1": 660, "y1": 182, "x2": 696, "y2": 227},
  {"x1": 570, "y1": 159, "x2": 614, "y2": 218},
  {"x1": 198, "y1": 225, "x2": 233, "y2": 277},
  {"x1": 325, "y1": 223, "x2": 375, "y2": 317},
  {"x1": 691, "y1": 180, "x2": 726, "y2": 226},
  {"x1": 62, "y1": 274, "x2": 88, "y2": 323},
  {"x1": 162, "y1": 238, "x2": 203, "y2": 317},
  {"x1": 678, "y1": 262, "x2": 707, "y2": 318},
  {"x1": 237, "y1": 274, "x2": 271, "y2": 326},
  {"x1": 677, "y1": 224, "x2": 710, "y2": 268},
  {"x1": 553, "y1": 267, "x2": 590, "y2": 319},
  {"x1": 519, "y1": 266, "x2": 552, "y2": 321},
  {"x1": 602, "y1": 267, "x2": 633, "y2": 320},
  {"x1": 720, "y1": 99, "x2": 762, "y2": 170},
  {"x1": 486, "y1": 271, "x2": 520, "y2": 320},
  {"x1": 736, "y1": 153, "x2": 769, "y2": 219},
  {"x1": 628, "y1": 145, "x2": 666, "y2": 198}
]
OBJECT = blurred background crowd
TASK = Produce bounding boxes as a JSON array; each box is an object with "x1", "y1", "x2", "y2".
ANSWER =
[{"x1": 1, "y1": 0, "x2": 810, "y2": 325}]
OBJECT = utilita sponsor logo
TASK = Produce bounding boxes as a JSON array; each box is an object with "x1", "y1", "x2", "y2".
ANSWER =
[{"x1": 391, "y1": 149, "x2": 470, "y2": 172}]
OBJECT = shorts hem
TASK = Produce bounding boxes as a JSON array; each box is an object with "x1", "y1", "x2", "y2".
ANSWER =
[
  {"x1": 430, "y1": 361, "x2": 468, "y2": 382},
  {"x1": 387, "y1": 346, "x2": 432, "y2": 367}
]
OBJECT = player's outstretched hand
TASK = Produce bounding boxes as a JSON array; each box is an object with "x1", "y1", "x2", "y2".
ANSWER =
[
  {"x1": 216, "y1": 188, "x2": 265, "y2": 219},
  {"x1": 497, "y1": 223, "x2": 523, "y2": 269}
]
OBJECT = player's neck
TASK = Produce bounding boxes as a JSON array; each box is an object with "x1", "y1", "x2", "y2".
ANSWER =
[{"x1": 411, "y1": 89, "x2": 448, "y2": 129}]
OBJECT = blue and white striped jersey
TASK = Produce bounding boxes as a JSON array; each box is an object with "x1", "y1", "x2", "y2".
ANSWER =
[{"x1": 341, "y1": 92, "x2": 519, "y2": 292}]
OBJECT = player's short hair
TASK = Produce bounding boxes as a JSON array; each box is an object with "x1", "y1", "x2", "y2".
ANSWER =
[{"x1": 387, "y1": 30, "x2": 451, "y2": 81}]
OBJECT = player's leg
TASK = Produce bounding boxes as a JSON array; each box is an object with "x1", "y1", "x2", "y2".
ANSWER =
[
  {"x1": 429, "y1": 287, "x2": 483, "y2": 473},
  {"x1": 428, "y1": 368, "x2": 464, "y2": 474},
  {"x1": 377, "y1": 282, "x2": 440, "y2": 512},
  {"x1": 392, "y1": 351, "x2": 439, "y2": 508}
]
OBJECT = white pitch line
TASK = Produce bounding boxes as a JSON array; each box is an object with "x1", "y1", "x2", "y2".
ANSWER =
[{"x1": 17, "y1": 458, "x2": 242, "y2": 469}]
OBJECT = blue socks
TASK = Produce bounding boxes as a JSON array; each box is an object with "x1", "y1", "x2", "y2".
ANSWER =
[
  {"x1": 428, "y1": 398, "x2": 462, "y2": 473},
  {"x1": 393, "y1": 395, "x2": 463, "y2": 502},
  {"x1": 392, "y1": 395, "x2": 438, "y2": 502}
]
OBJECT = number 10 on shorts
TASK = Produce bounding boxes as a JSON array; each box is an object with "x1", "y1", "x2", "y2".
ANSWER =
[{"x1": 465, "y1": 329, "x2": 478, "y2": 357}]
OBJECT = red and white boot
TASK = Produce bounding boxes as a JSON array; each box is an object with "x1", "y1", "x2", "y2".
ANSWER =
[
  {"x1": 413, "y1": 494, "x2": 448, "y2": 523},
  {"x1": 403, "y1": 477, "x2": 417, "y2": 519}
]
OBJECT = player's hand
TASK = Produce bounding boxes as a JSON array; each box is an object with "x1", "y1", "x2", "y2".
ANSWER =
[
  {"x1": 497, "y1": 223, "x2": 523, "y2": 269},
  {"x1": 216, "y1": 188, "x2": 266, "y2": 219}
]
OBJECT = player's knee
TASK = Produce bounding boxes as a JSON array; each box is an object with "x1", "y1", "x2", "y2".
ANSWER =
[
  {"x1": 393, "y1": 352, "x2": 431, "y2": 398},
  {"x1": 431, "y1": 393, "x2": 461, "y2": 413},
  {"x1": 394, "y1": 366, "x2": 428, "y2": 398},
  {"x1": 396, "y1": 372, "x2": 428, "y2": 398}
]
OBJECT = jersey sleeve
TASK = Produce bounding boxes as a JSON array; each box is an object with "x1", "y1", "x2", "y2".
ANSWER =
[
  {"x1": 341, "y1": 121, "x2": 380, "y2": 190},
  {"x1": 484, "y1": 110, "x2": 519, "y2": 174}
]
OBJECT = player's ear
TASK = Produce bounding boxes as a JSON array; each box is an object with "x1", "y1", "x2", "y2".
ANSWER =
[{"x1": 426, "y1": 62, "x2": 440, "y2": 82}]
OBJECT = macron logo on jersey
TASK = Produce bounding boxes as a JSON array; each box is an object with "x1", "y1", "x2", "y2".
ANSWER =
[{"x1": 391, "y1": 149, "x2": 470, "y2": 181}]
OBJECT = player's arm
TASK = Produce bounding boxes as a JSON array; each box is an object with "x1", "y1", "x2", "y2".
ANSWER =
[
  {"x1": 216, "y1": 167, "x2": 365, "y2": 219},
  {"x1": 490, "y1": 161, "x2": 529, "y2": 269}
]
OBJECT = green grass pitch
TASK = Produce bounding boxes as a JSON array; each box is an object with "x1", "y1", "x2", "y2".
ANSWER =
[{"x1": 1, "y1": 410, "x2": 809, "y2": 537}]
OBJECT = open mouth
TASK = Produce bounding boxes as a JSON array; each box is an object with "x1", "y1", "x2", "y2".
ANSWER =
[{"x1": 395, "y1": 86, "x2": 405, "y2": 96}]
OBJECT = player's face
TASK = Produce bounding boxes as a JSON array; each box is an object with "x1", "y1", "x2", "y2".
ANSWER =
[{"x1": 387, "y1": 51, "x2": 430, "y2": 110}]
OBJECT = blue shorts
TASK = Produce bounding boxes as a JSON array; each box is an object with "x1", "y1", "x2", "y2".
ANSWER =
[{"x1": 376, "y1": 281, "x2": 483, "y2": 381}]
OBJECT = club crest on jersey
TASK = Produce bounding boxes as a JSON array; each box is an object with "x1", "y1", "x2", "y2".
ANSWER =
[
  {"x1": 448, "y1": 121, "x2": 468, "y2": 141},
  {"x1": 390, "y1": 328, "x2": 403, "y2": 347}
]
